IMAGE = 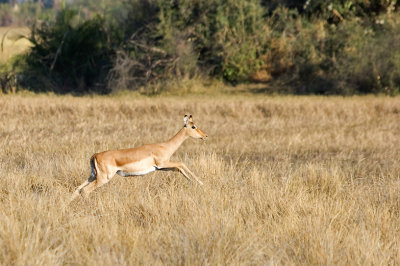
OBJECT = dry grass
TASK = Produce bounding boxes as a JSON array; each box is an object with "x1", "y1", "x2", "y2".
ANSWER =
[
  {"x1": 0, "y1": 94, "x2": 400, "y2": 264},
  {"x1": 0, "y1": 27, "x2": 31, "y2": 64}
]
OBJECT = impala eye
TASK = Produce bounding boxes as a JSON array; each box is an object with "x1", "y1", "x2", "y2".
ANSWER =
[{"x1": 192, "y1": 126, "x2": 196, "y2": 129}]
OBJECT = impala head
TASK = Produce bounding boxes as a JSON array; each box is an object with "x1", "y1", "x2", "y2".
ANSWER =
[{"x1": 183, "y1": 115, "x2": 208, "y2": 140}]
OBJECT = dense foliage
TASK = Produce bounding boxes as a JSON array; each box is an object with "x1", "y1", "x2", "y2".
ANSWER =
[
  {"x1": 6, "y1": 0, "x2": 400, "y2": 94},
  {"x1": 16, "y1": 9, "x2": 118, "y2": 93}
]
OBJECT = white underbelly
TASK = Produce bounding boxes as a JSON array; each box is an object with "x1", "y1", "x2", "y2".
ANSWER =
[{"x1": 117, "y1": 167, "x2": 157, "y2": 177}]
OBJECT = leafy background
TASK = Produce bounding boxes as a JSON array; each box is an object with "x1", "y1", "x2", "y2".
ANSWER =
[{"x1": 1, "y1": 0, "x2": 400, "y2": 94}]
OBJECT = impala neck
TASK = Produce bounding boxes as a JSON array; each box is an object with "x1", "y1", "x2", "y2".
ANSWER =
[{"x1": 163, "y1": 127, "x2": 188, "y2": 156}]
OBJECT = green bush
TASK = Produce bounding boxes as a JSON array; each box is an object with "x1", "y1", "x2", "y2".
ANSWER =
[
  {"x1": 107, "y1": 0, "x2": 171, "y2": 92},
  {"x1": 17, "y1": 9, "x2": 117, "y2": 94},
  {"x1": 161, "y1": 0, "x2": 266, "y2": 82},
  {"x1": 261, "y1": 5, "x2": 400, "y2": 95},
  {"x1": 109, "y1": 0, "x2": 267, "y2": 92},
  {"x1": 336, "y1": 15, "x2": 400, "y2": 95}
]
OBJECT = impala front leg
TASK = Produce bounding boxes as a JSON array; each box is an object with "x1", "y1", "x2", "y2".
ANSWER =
[
  {"x1": 158, "y1": 161, "x2": 204, "y2": 186},
  {"x1": 180, "y1": 163, "x2": 204, "y2": 186}
]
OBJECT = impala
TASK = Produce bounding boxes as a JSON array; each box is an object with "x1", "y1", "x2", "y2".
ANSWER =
[{"x1": 70, "y1": 115, "x2": 207, "y2": 202}]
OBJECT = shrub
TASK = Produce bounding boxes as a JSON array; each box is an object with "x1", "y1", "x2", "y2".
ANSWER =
[
  {"x1": 107, "y1": 0, "x2": 174, "y2": 92},
  {"x1": 261, "y1": 5, "x2": 400, "y2": 95},
  {"x1": 336, "y1": 15, "x2": 400, "y2": 95},
  {"x1": 17, "y1": 9, "x2": 116, "y2": 94},
  {"x1": 109, "y1": 0, "x2": 267, "y2": 92}
]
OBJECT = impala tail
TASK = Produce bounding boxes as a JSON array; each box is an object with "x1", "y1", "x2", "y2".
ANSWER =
[
  {"x1": 88, "y1": 155, "x2": 97, "y2": 182},
  {"x1": 69, "y1": 155, "x2": 98, "y2": 203}
]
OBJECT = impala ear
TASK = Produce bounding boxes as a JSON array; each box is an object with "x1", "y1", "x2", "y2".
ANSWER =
[
  {"x1": 188, "y1": 114, "x2": 193, "y2": 123},
  {"x1": 183, "y1": 115, "x2": 189, "y2": 127}
]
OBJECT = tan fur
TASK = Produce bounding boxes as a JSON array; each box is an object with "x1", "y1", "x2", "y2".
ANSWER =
[{"x1": 70, "y1": 115, "x2": 207, "y2": 202}]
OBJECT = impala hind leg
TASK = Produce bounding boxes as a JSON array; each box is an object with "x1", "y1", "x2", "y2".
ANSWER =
[
  {"x1": 81, "y1": 172, "x2": 113, "y2": 198},
  {"x1": 70, "y1": 179, "x2": 92, "y2": 203},
  {"x1": 70, "y1": 156, "x2": 99, "y2": 203}
]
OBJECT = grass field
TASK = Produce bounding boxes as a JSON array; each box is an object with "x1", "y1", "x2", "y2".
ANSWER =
[{"x1": 0, "y1": 94, "x2": 400, "y2": 264}]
